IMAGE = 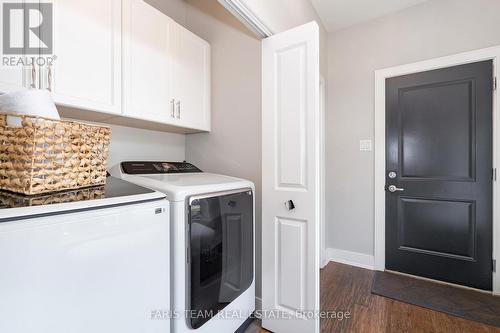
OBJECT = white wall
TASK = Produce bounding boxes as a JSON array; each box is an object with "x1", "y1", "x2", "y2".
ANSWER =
[
  {"x1": 242, "y1": 0, "x2": 323, "y2": 33},
  {"x1": 107, "y1": 124, "x2": 185, "y2": 168},
  {"x1": 241, "y1": 0, "x2": 328, "y2": 78},
  {"x1": 63, "y1": 117, "x2": 186, "y2": 169},
  {"x1": 146, "y1": 0, "x2": 187, "y2": 25},
  {"x1": 327, "y1": 0, "x2": 500, "y2": 256}
]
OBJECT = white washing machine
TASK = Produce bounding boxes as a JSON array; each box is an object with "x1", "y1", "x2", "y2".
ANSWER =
[
  {"x1": 111, "y1": 161, "x2": 255, "y2": 333},
  {"x1": 0, "y1": 177, "x2": 170, "y2": 333}
]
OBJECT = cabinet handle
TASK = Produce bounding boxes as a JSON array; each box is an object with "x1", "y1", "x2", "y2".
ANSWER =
[
  {"x1": 176, "y1": 101, "x2": 181, "y2": 119},
  {"x1": 30, "y1": 62, "x2": 37, "y2": 88},
  {"x1": 47, "y1": 64, "x2": 52, "y2": 92},
  {"x1": 170, "y1": 99, "x2": 175, "y2": 118}
]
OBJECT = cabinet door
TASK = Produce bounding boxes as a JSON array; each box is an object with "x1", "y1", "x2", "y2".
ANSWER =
[
  {"x1": 47, "y1": 0, "x2": 121, "y2": 114},
  {"x1": 172, "y1": 23, "x2": 211, "y2": 131},
  {"x1": 122, "y1": 0, "x2": 173, "y2": 123},
  {"x1": 0, "y1": 67, "x2": 27, "y2": 93}
]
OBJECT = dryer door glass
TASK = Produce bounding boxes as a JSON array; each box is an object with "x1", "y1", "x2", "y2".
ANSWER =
[{"x1": 188, "y1": 190, "x2": 254, "y2": 329}]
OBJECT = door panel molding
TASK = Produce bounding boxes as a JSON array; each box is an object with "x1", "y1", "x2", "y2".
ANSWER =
[
  {"x1": 275, "y1": 43, "x2": 308, "y2": 190},
  {"x1": 398, "y1": 78, "x2": 477, "y2": 181},
  {"x1": 397, "y1": 196, "x2": 477, "y2": 261},
  {"x1": 275, "y1": 217, "x2": 307, "y2": 312},
  {"x1": 374, "y1": 45, "x2": 500, "y2": 295}
]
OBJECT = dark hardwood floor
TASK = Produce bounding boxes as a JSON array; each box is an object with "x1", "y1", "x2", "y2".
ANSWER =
[{"x1": 253, "y1": 262, "x2": 500, "y2": 333}]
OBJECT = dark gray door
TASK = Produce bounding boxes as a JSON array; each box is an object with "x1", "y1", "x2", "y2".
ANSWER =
[{"x1": 385, "y1": 60, "x2": 493, "y2": 291}]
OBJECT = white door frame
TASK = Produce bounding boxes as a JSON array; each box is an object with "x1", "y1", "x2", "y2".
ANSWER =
[
  {"x1": 320, "y1": 76, "x2": 327, "y2": 269},
  {"x1": 374, "y1": 45, "x2": 500, "y2": 295}
]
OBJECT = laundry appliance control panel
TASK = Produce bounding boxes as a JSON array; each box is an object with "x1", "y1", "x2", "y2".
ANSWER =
[{"x1": 121, "y1": 161, "x2": 202, "y2": 174}]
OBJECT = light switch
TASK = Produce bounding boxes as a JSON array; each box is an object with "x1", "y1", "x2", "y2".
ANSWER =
[{"x1": 359, "y1": 139, "x2": 372, "y2": 152}]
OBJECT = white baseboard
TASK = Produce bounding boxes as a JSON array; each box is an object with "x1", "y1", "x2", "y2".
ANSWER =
[{"x1": 325, "y1": 248, "x2": 375, "y2": 270}]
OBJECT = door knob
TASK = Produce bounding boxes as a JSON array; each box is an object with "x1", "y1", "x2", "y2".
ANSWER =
[
  {"x1": 387, "y1": 185, "x2": 404, "y2": 193},
  {"x1": 284, "y1": 200, "x2": 295, "y2": 210}
]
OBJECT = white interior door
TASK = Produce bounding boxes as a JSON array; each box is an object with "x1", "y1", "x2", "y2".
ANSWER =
[{"x1": 262, "y1": 21, "x2": 321, "y2": 333}]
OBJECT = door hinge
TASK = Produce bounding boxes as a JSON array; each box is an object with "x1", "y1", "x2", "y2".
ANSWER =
[
  {"x1": 494, "y1": 77, "x2": 497, "y2": 91},
  {"x1": 493, "y1": 168, "x2": 497, "y2": 181},
  {"x1": 493, "y1": 259, "x2": 497, "y2": 273}
]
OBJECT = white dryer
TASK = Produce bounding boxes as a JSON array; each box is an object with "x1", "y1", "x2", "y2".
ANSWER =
[{"x1": 111, "y1": 161, "x2": 255, "y2": 333}]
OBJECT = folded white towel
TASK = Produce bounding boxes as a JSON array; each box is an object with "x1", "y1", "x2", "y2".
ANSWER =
[{"x1": 0, "y1": 89, "x2": 60, "y2": 126}]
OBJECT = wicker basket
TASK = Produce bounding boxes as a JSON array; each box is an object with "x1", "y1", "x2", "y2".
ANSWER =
[{"x1": 0, "y1": 114, "x2": 111, "y2": 195}]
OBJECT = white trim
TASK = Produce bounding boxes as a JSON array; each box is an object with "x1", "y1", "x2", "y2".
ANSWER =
[
  {"x1": 325, "y1": 248, "x2": 375, "y2": 270},
  {"x1": 217, "y1": 0, "x2": 272, "y2": 38},
  {"x1": 320, "y1": 76, "x2": 327, "y2": 269},
  {"x1": 374, "y1": 45, "x2": 500, "y2": 295}
]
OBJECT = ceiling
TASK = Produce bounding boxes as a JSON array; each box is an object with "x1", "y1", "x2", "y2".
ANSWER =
[{"x1": 310, "y1": 0, "x2": 430, "y2": 32}]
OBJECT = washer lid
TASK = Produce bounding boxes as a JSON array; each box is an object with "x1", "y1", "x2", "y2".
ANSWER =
[{"x1": 120, "y1": 172, "x2": 254, "y2": 201}]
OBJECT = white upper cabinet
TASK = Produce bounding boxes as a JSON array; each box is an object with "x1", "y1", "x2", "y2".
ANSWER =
[
  {"x1": 122, "y1": 1, "x2": 211, "y2": 131},
  {"x1": 47, "y1": 0, "x2": 122, "y2": 114},
  {"x1": 0, "y1": 67, "x2": 27, "y2": 93},
  {"x1": 122, "y1": 0, "x2": 172, "y2": 123},
  {"x1": 1, "y1": 0, "x2": 210, "y2": 132},
  {"x1": 170, "y1": 23, "x2": 211, "y2": 131}
]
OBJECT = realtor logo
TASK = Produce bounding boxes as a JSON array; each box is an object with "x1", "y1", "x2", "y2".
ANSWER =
[{"x1": 2, "y1": 2, "x2": 53, "y2": 55}]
